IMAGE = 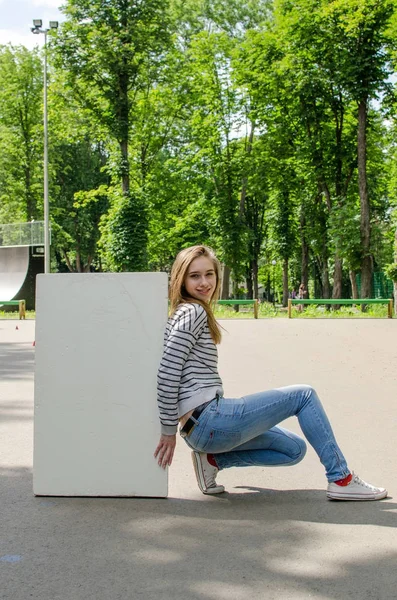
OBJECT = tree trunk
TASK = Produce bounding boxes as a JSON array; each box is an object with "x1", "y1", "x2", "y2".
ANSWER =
[
  {"x1": 246, "y1": 267, "x2": 253, "y2": 300},
  {"x1": 239, "y1": 121, "x2": 255, "y2": 217},
  {"x1": 319, "y1": 207, "x2": 330, "y2": 299},
  {"x1": 300, "y1": 207, "x2": 309, "y2": 290},
  {"x1": 314, "y1": 258, "x2": 323, "y2": 298},
  {"x1": 322, "y1": 258, "x2": 331, "y2": 299},
  {"x1": 360, "y1": 255, "x2": 373, "y2": 300},
  {"x1": 120, "y1": 139, "x2": 130, "y2": 194},
  {"x1": 221, "y1": 264, "x2": 230, "y2": 299},
  {"x1": 357, "y1": 99, "x2": 372, "y2": 298},
  {"x1": 76, "y1": 251, "x2": 82, "y2": 273},
  {"x1": 84, "y1": 256, "x2": 93, "y2": 272},
  {"x1": 266, "y1": 273, "x2": 271, "y2": 302},
  {"x1": 63, "y1": 250, "x2": 73, "y2": 273},
  {"x1": 332, "y1": 256, "x2": 343, "y2": 299},
  {"x1": 332, "y1": 255, "x2": 343, "y2": 311},
  {"x1": 394, "y1": 282, "x2": 397, "y2": 316},
  {"x1": 282, "y1": 258, "x2": 289, "y2": 307},
  {"x1": 394, "y1": 228, "x2": 397, "y2": 315},
  {"x1": 232, "y1": 279, "x2": 240, "y2": 312},
  {"x1": 301, "y1": 240, "x2": 309, "y2": 291},
  {"x1": 349, "y1": 270, "x2": 359, "y2": 299},
  {"x1": 119, "y1": 64, "x2": 130, "y2": 195},
  {"x1": 252, "y1": 258, "x2": 259, "y2": 300}
]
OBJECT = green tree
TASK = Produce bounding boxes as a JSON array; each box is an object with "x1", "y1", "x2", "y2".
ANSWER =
[
  {"x1": 180, "y1": 30, "x2": 251, "y2": 291},
  {"x1": 0, "y1": 45, "x2": 43, "y2": 222},
  {"x1": 242, "y1": 136, "x2": 269, "y2": 299},
  {"x1": 44, "y1": 68, "x2": 110, "y2": 272},
  {"x1": 239, "y1": 0, "x2": 395, "y2": 299},
  {"x1": 323, "y1": 0, "x2": 395, "y2": 297},
  {"x1": 51, "y1": 142, "x2": 109, "y2": 272},
  {"x1": 54, "y1": 0, "x2": 171, "y2": 270}
]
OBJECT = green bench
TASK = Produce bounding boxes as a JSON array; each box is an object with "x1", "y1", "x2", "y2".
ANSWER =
[
  {"x1": 288, "y1": 298, "x2": 394, "y2": 319},
  {"x1": 0, "y1": 300, "x2": 26, "y2": 319},
  {"x1": 217, "y1": 299, "x2": 259, "y2": 319}
]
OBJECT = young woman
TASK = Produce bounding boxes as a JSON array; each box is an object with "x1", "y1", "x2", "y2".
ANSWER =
[{"x1": 154, "y1": 245, "x2": 387, "y2": 501}]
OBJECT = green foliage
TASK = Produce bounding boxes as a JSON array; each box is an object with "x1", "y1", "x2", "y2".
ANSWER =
[
  {"x1": 55, "y1": 0, "x2": 171, "y2": 141},
  {"x1": 53, "y1": 0, "x2": 173, "y2": 269},
  {"x1": 170, "y1": 0, "x2": 271, "y2": 39},
  {"x1": 50, "y1": 131, "x2": 110, "y2": 271},
  {"x1": 384, "y1": 262, "x2": 397, "y2": 281},
  {"x1": 171, "y1": 28, "x2": 252, "y2": 280},
  {"x1": 1, "y1": 0, "x2": 397, "y2": 300},
  {"x1": 0, "y1": 45, "x2": 44, "y2": 221},
  {"x1": 99, "y1": 190, "x2": 148, "y2": 272}
]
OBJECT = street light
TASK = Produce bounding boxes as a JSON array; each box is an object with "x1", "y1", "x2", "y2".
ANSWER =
[
  {"x1": 31, "y1": 19, "x2": 59, "y2": 274},
  {"x1": 271, "y1": 260, "x2": 277, "y2": 306}
]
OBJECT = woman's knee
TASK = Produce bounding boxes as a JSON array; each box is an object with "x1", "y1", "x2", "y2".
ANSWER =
[
  {"x1": 298, "y1": 384, "x2": 316, "y2": 396},
  {"x1": 296, "y1": 384, "x2": 321, "y2": 406},
  {"x1": 284, "y1": 384, "x2": 317, "y2": 398},
  {"x1": 290, "y1": 436, "x2": 307, "y2": 465}
]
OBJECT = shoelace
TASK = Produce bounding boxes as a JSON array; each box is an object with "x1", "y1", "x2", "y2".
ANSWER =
[{"x1": 352, "y1": 474, "x2": 376, "y2": 490}]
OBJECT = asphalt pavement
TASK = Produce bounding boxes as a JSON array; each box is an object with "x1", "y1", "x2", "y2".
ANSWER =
[{"x1": 1, "y1": 318, "x2": 396, "y2": 600}]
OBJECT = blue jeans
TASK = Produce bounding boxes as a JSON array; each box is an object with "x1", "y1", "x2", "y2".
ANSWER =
[{"x1": 183, "y1": 385, "x2": 349, "y2": 482}]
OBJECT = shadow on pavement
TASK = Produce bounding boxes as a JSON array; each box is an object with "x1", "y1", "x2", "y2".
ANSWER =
[
  {"x1": 1, "y1": 466, "x2": 396, "y2": 600},
  {"x1": 0, "y1": 343, "x2": 34, "y2": 381}
]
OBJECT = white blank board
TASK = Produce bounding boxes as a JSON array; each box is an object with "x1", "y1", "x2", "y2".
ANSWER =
[{"x1": 33, "y1": 273, "x2": 168, "y2": 497}]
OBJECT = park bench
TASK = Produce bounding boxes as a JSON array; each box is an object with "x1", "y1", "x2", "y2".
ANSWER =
[
  {"x1": 0, "y1": 300, "x2": 26, "y2": 319},
  {"x1": 288, "y1": 298, "x2": 394, "y2": 319},
  {"x1": 218, "y1": 299, "x2": 259, "y2": 319}
]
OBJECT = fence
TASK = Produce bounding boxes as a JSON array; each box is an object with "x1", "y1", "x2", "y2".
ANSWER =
[
  {"x1": 0, "y1": 222, "x2": 45, "y2": 247},
  {"x1": 356, "y1": 272, "x2": 393, "y2": 298}
]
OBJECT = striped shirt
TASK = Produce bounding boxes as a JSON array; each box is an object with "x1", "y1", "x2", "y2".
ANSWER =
[{"x1": 157, "y1": 302, "x2": 224, "y2": 435}]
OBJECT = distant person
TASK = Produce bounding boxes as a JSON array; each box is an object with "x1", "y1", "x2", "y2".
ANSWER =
[
  {"x1": 154, "y1": 245, "x2": 387, "y2": 501},
  {"x1": 298, "y1": 282, "x2": 308, "y2": 311},
  {"x1": 290, "y1": 288, "x2": 297, "y2": 299},
  {"x1": 298, "y1": 283, "x2": 307, "y2": 298}
]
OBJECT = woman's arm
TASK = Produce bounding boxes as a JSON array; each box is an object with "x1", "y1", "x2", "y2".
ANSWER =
[
  {"x1": 157, "y1": 303, "x2": 207, "y2": 435},
  {"x1": 155, "y1": 303, "x2": 207, "y2": 466}
]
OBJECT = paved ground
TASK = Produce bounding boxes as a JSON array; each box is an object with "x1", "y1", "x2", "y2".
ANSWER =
[{"x1": 1, "y1": 318, "x2": 397, "y2": 600}]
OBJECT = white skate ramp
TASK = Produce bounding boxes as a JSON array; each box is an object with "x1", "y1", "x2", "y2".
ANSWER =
[{"x1": 0, "y1": 246, "x2": 29, "y2": 300}]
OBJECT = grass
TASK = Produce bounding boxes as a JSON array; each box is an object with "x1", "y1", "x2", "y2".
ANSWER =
[
  {"x1": 215, "y1": 302, "x2": 281, "y2": 319},
  {"x1": 0, "y1": 310, "x2": 36, "y2": 320},
  {"x1": 0, "y1": 303, "x2": 393, "y2": 320},
  {"x1": 214, "y1": 301, "x2": 393, "y2": 319},
  {"x1": 288, "y1": 302, "x2": 391, "y2": 319}
]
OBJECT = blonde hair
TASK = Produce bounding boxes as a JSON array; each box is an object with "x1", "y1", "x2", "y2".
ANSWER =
[{"x1": 169, "y1": 245, "x2": 222, "y2": 344}]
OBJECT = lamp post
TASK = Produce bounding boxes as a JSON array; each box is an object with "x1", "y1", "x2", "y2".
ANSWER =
[
  {"x1": 271, "y1": 260, "x2": 277, "y2": 306},
  {"x1": 31, "y1": 19, "x2": 58, "y2": 274}
]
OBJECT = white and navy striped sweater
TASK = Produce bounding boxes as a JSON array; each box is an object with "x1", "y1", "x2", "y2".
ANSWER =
[{"x1": 157, "y1": 302, "x2": 224, "y2": 435}]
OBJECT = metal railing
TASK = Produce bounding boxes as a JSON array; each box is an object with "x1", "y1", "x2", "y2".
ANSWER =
[{"x1": 0, "y1": 221, "x2": 45, "y2": 247}]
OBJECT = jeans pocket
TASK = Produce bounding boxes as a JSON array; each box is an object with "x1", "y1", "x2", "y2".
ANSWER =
[{"x1": 200, "y1": 428, "x2": 242, "y2": 453}]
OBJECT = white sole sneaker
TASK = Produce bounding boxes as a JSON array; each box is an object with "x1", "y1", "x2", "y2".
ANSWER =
[
  {"x1": 191, "y1": 452, "x2": 225, "y2": 495},
  {"x1": 327, "y1": 472, "x2": 388, "y2": 501}
]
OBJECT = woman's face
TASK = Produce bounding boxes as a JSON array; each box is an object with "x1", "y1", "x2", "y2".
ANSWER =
[{"x1": 184, "y1": 255, "x2": 217, "y2": 303}]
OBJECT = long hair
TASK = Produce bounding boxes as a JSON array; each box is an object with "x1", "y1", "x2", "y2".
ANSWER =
[{"x1": 169, "y1": 245, "x2": 222, "y2": 344}]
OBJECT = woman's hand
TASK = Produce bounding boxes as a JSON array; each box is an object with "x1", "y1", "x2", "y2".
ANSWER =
[{"x1": 154, "y1": 434, "x2": 176, "y2": 469}]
